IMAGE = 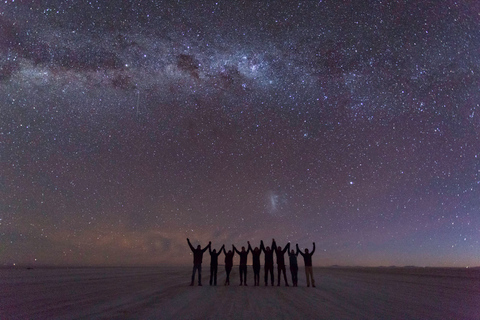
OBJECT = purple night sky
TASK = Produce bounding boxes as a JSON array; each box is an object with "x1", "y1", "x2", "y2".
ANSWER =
[{"x1": 1, "y1": 0, "x2": 479, "y2": 267}]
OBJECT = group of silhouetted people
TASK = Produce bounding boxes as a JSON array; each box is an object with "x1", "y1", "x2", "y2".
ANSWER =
[{"x1": 187, "y1": 238, "x2": 316, "y2": 287}]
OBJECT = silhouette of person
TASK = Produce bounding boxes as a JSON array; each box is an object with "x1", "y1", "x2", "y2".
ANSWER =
[
  {"x1": 248, "y1": 241, "x2": 262, "y2": 286},
  {"x1": 288, "y1": 249, "x2": 299, "y2": 287},
  {"x1": 187, "y1": 238, "x2": 211, "y2": 286},
  {"x1": 260, "y1": 239, "x2": 275, "y2": 286},
  {"x1": 222, "y1": 245, "x2": 235, "y2": 285},
  {"x1": 272, "y1": 239, "x2": 290, "y2": 286},
  {"x1": 209, "y1": 244, "x2": 224, "y2": 286},
  {"x1": 297, "y1": 242, "x2": 316, "y2": 287},
  {"x1": 233, "y1": 244, "x2": 251, "y2": 286}
]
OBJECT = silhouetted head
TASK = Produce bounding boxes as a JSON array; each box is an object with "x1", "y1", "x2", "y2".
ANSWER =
[
  {"x1": 266, "y1": 246, "x2": 271, "y2": 252},
  {"x1": 305, "y1": 248, "x2": 309, "y2": 254},
  {"x1": 277, "y1": 246, "x2": 282, "y2": 251},
  {"x1": 254, "y1": 247, "x2": 259, "y2": 252},
  {"x1": 228, "y1": 250, "x2": 232, "y2": 254},
  {"x1": 197, "y1": 245, "x2": 201, "y2": 250},
  {"x1": 241, "y1": 246, "x2": 245, "y2": 252},
  {"x1": 290, "y1": 249, "x2": 295, "y2": 255},
  {"x1": 213, "y1": 249, "x2": 216, "y2": 253}
]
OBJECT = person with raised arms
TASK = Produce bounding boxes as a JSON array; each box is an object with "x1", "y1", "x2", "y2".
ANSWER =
[
  {"x1": 260, "y1": 239, "x2": 275, "y2": 286},
  {"x1": 248, "y1": 241, "x2": 262, "y2": 286},
  {"x1": 288, "y1": 248, "x2": 299, "y2": 287},
  {"x1": 272, "y1": 239, "x2": 290, "y2": 286},
  {"x1": 209, "y1": 243, "x2": 224, "y2": 286},
  {"x1": 187, "y1": 238, "x2": 211, "y2": 286},
  {"x1": 222, "y1": 245, "x2": 235, "y2": 285},
  {"x1": 233, "y1": 243, "x2": 251, "y2": 286},
  {"x1": 297, "y1": 242, "x2": 316, "y2": 287}
]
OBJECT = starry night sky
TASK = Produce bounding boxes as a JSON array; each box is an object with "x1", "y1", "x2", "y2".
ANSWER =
[{"x1": 1, "y1": 0, "x2": 479, "y2": 267}]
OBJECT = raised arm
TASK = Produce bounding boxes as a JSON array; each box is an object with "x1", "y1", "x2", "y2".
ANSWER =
[
  {"x1": 233, "y1": 245, "x2": 241, "y2": 255},
  {"x1": 247, "y1": 241, "x2": 253, "y2": 253},
  {"x1": 260, "y1": 240, "x2": 265, "y2": 253},
  {"x1": 296, "y1": 243, "x2": 305, "y2": 257},
  {"x1": 282, "y1": 242, "x2": 290, "y2": 254},
  {"x1": 219, "y1": 244, "x2": 225, "y2": 254},
  {"x1": 187, "y1": 238, "x2": 194, "y2": 252},
  {"x1": 202, "y1": 241, "x2": 211, "y2": 253},
  {"x1": 311, "y1": 242, "x2": 316, "y2": 255},
  {"x1": 272, "y1": 238, "x2": 277, "y2": 252}
]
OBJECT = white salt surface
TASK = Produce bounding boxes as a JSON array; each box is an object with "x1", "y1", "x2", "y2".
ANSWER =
[{"x1": 1, "y1": 266, "x2": 479, "y2": 319}]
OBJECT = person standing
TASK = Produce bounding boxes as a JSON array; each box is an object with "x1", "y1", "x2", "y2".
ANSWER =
[
  {"x1": 272, "y1": 239, "x2": 290, "y2": 286},
  {"x1": 297, "y1": 242, "x2": 316, "y2": 287},
  {"x1": 187, "y1": 238, "x2": 211, "y2": 286},
  {"x1": 222, "y1": 245, "x2": 235, "y2": 285},
  {"x1": 209, "y1": 244, "x2": 224, "y2": 286},
  {"x1": 260, "y1": 239, "x2": 275, "y2": 286},
  {"x1": 248, "y1": 241, "x2": 262, "y2": 286},
  {"x1": 233, "y1": 244, "x2": 251, "y2": 286},
  {"x1": 288, "y1": 249, "x2": 299, "y2": 287}
]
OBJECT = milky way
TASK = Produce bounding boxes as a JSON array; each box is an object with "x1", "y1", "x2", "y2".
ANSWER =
[{"x1": 1, "y1": 0, "x2": 479, "y2": 267}]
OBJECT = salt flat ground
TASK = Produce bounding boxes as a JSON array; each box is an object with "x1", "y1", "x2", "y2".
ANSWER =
[{"x1": 1, "y1": 266, "x2": 479, "y2": 319}]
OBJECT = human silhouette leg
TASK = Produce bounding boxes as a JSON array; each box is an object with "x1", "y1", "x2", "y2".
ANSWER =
[
  {"x1": 225, "y1": 266, "x2": 232, "y2": 285},
  {"x1": 239, "y1": 266, "x2": 244, "y2": 285},
  {"x1": 282, "y1": 267, "x2": 289, "y2": 286},
  {"x1": 305, "y1": 267, "x2": 309, "y2": 287},
  {"x1": 209, "y1": 266, "x2": 213, "y2": 285},
  {"x1": 305, "y1": 266, "x2": 314, "y2": 287},
  {"x1": 213, "y1": 265, "x2": 217, "y2": 285},
  {"x1": 290, "y1": 266, "x2": 298, "y2": 286},
  {"x1": 307, "y1": 266, "x2": 315, "y2": 287},
  {"x1": 243, "y1": 266, "x2": 247, "y2": 285},
  {"x1": 198, "y1": 265, "x2": 202, "y2": 285},
  {"x1": 264, "y1": 267, "x2": 269, "y2": 286},
  {"x1": 190, "y1": 264, "x2": 199, "y2": 286},
  {"x1": 253, "y1": 265, "x2": 258, "y2": 286},
  {"x1": 277, "y1": 265, "x2": 281, "y2": 286}
]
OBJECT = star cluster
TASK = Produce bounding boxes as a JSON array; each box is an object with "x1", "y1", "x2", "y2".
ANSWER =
[{"x1": 1, "y1": 0, "x2": 479, "y2": 267}]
